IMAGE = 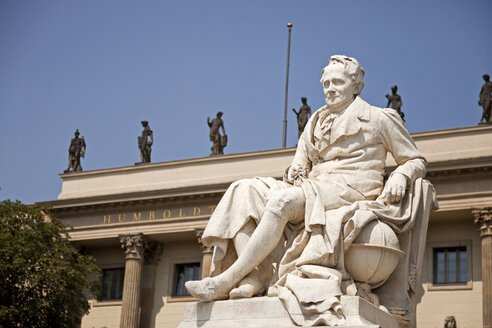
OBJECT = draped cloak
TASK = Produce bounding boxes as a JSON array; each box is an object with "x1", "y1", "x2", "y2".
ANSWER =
[{"x1": 201, "y1": 96, "x2": 432, "y2": 326}]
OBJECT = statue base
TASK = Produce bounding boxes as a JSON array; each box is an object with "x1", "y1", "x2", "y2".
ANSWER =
[{"x1": 177, "y1": 296, "x2": 399, "y2": 328}]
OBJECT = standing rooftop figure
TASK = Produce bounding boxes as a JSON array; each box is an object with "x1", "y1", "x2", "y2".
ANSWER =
[
  {"x1": 207, "y1": 112, "x2": 227, "y2": 156},
  {"x1": 292, "y1": 97, "x2": 312, "y2": 139},
  {"x1": 138, "y1": 121, "x2": 153, "y2": 163},
  {"x1": 478, "y1": 74, "x2": 492, "y2": 124},
  {"x1": 65, "y1": 129, "x2": 86, "y2": 173},
  {"x1": 386, "y1": 85, "x2": 405, "y2": 121}
]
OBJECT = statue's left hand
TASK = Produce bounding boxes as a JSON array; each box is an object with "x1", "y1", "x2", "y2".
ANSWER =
[{"x1": 379, "y1": 173, "x2": 408, "y2": 204}]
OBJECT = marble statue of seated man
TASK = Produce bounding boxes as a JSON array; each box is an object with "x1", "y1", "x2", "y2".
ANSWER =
[{"x1": 186, "y1": 55, "x2": 428, "y2": 325}]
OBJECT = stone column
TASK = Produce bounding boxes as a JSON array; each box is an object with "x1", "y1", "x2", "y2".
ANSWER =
[
  {"x1": 472, "y1": 207, "x2": 492, "y2": 328},
  {"x1": 119, "y1": 233, "x2": 147, "y2": 328},
  {"x1": 195, "y1": 229, "x2": 214, "y2": 278},
  {"x1": 139, "y1": 242, "x2": 161, "y2": 328}
]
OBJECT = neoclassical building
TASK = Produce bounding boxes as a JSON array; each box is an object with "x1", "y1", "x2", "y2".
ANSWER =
[{"x1": 45, "y1": 124, "x2": 492, "y2": 328}]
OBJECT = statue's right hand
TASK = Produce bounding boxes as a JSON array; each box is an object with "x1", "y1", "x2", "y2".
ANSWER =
[{"x1": 287, "y1": 164, "x2": 306, "y2": 183}]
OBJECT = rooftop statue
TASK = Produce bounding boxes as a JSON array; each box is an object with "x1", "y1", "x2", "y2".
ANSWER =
[
  {"x1": 138, "y1": 121, "x2": 153, "y2": 163},
  {"x1": 64, "y1": 129, "x2": 86, "y2": 173},
  {"x1": 479, "y1": 74, "x2": 492, "y2": 124},
  {"x1": 186, "y1": 55, "x2": 436, "y2": 327},
  {"x1": 386, "y1": 85, "x2": 405, "y2": 121},
  {"x1": 207, "y1": 112, "x2": 227, "y2": 156},
  {"x1": 444, "y1": 315, "x2": 457, "y2": 328},
  {"x1": 292, "y1": 97, "x2": 312, "y2": 139}
]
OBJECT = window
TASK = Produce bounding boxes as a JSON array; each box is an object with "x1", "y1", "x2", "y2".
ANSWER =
[
  {"x1": 174, "y1": 263, "x2": 201, "y2": 297},
  {"x1": 427, "y1": 240, "x2": 472, "y2": 291},
  {"x1": 433, "y1": 247, "x2": 467, "y2": 284},
  {"x1": 100, "y1": 268, "x2": 125, "y2": 301}
]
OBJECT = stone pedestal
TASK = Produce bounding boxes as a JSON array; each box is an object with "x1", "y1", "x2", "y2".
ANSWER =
[
  {"x1": 119, "y1": 233, "x2": 147, "y2": 328},
  {"x1": 177, "y1": 296, "x2": 399, "y2": 328},
  {"x1": 472, "y1": 208, "x2": 492, "y2": 328}
]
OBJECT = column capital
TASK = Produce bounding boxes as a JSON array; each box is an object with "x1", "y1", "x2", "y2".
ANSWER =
[
  {"x1": 472, "y1": 207, "x2": 492, "y2": 238},
  {"x1": 119, "y1": 233, "x2": 147, "y2": 260},
  {"x1": 195, "y1": 228, "x2": 213, "y2": 254}
]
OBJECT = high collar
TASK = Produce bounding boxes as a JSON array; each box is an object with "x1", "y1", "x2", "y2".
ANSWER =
[
  {"x1": 318, "y1": 96, "x2": 371, "y2": 120},
  {"x1": 312, "y1": 96, "x2": 371, "y2": 146}
]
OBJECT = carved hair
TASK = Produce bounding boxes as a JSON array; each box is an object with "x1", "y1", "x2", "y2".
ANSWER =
[{"x1": 320, "y1": 55, "x2": 365, "y2": 96}]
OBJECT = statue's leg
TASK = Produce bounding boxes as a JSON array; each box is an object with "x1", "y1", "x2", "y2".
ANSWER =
[
  {"x1": 185, "y1": 187, "x2": 305, "y2": 301},
  {"x1": 74, "y1": 156, "x2": 81, "y2": 171},
  {"x1": 66, "y1": 154, "x2": 73, "y2": 171},
  {"x1": 229, "y1": 219, "x2": 264, "y2": 299}
]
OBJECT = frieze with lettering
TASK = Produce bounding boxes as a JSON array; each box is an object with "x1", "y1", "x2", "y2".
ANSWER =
[
  {"x1": 60, "y1": 204, "x2": 217, "y2": 228},
  {"x1": 103, "y1": 205, "x2": 216, "y2": 225}
]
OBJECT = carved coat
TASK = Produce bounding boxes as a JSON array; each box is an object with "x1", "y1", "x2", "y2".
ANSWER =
[{"x1": 289, "y1": 96, "x2": 425, "y2": 228}]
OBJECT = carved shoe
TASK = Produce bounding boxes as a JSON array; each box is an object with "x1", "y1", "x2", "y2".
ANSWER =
[{"x1": 184, "y1": 277, "x2": 229, "y2": 301}]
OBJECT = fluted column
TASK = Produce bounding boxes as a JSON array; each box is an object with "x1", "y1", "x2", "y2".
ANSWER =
[
  {"x1": 119, "y1": 233, "x2": 147, "y2": 328},
  {"x1": 472, "y1": 207, "x2": 492, "y2": 328},
  {"x1": 195, "y1": 229, "x2": 214, "y2": 278}
]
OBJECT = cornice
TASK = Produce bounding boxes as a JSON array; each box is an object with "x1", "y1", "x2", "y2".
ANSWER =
[
  {"x1": 41, "y1": 183, "x2": 233, "y2": 214},
  {"x1": 58, "y1": 147, "x2": 296, "y2": 179},
  {"x1": 44, "y1": 154, "x2": 492, "y2": 214},
  {"x1": 435, "y1": 191, "x2": 492, "y2": 212},
  {"x1": 58, "y1": 125, "x2": 492, "y2": 180},
  {"x1": 409, "y1": 123, "x2": 492, "y2": 139},
  {"x1": 386, "y1": 156, "x2": 492, "y2": 183},
  {"x1": 425, "y1": 165, "x2": 492, "y2": 183}
]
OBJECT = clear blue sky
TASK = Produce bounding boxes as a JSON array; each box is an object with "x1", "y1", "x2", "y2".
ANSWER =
[{"x1": 0, "y1": 0, "x2": 491, "y2": 204}]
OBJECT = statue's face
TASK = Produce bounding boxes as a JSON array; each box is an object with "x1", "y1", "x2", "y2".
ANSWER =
[{"x1": 321, "y1": 63, "x2": 357, "y2": 111}]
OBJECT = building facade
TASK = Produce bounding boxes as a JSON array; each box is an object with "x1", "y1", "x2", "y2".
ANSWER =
[{"x1": 47, "y1": 125, "x2": 492, "y2": 328}]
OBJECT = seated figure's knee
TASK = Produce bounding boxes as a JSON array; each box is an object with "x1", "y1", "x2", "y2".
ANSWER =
[
  {"x1": 230, "y1": 178, "x2": 254, "y2": 188},
  {"x1": 266, "y1": 188, "x2": 305, "y2": 222},
  {"x1": 228, "y1": 178, "x2": 258, "y2": 196}
]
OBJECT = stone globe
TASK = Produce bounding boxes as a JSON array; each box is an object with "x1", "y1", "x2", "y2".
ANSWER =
[{"x1": 344, "y1": 220, "x2": 404, "y2": 287}]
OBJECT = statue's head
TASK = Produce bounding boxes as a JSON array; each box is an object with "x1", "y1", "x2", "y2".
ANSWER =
[
  {"x1": 74, "y1": 129, "x2": 80, "y2": 137},
  {"x1": 320, "y1": 55, "x2": 365, "y2": 111},
  {"x1": 444, "y1": 315, "x2": 456, "y2": 328},
  {"x1": 301, "y1": 97, "x2": 307, "y2": 104},
  {"x1": 217, "y1": 111, "x2": 223, "y2": 118},
  {"x1": 484, "y1": 74, "x2": 490, "y2": 82},
  {"x1": 141, "y1": 120, "x2": 149, "y2": 127},
  {"x1": 391, "y1": 85, "x2": 398, "y2": 93}
]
